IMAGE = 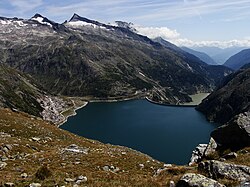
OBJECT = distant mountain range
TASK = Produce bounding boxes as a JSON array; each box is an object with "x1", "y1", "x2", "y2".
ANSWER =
[
  {"x1": 181, "y1": 47, "x2": 217, "y2": 65},
  {"x1": 0, "y1": 13, "x2": 232, "y2": 108},
  {"x1": 191, "y1": 46, "x2": 246, "y2": 65},
  {"x1": 224, "y1": 49, "x2": 250, "y2": 70}
]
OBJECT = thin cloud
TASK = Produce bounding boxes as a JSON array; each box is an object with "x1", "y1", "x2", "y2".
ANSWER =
[
  {"x1": 0, "y1": 0, "x2": 44, "y2": 17},
  {"x1": 9, "y1": 0, "x2": 43, "y2": 13},
  {"x1": 134, "y1": 0, "x2": 250, "y2": 22},
  {"x1": 135, "y1": 25, "x2": 180, "y2": 40},
  {"x1": 173, "y1": 38, "x2": 250, "y2": 48},
  {"x1": 135, "y1": 25, "x2": 250, "y2": 48}
]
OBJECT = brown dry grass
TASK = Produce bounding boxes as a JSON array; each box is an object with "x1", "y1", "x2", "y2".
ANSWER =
[{"x1": 0, "y1": 108, "x2": 187, "y2": 186}]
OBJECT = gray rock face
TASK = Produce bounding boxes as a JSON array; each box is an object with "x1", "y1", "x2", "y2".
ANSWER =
[
  {"x1": 198, "y1": 160, "x2": 250, "y2": 182},
  {"x1": 189, "y1": 138, "x2": 218, "y2": 165},
  {"x1": 189, "y1": 144, "x2": 207, "y2": 165},
  {"x1": 204, "y1": 137, "x2": 217, "y2": 157},
  {"x1": 211, "y1": 112, "x2": 250, "y2": 149},
  {"x1": 176, "y1": 173, "x2": 225, "y2": 187}
]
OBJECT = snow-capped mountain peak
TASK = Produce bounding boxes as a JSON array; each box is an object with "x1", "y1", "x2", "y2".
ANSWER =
[
  {"x1": 67, "y1": 13, "x2": 111, "y2": 30},
  {"x1": 31, "y1": 14, "x2": 53, "y2": 27},
  {"x1": 69, "y1": 13, "x2": 82, "y2": 22}
]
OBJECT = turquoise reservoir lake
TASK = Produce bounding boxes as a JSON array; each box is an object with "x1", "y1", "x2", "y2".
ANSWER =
[{"x1": 61, "y1": 99, "x2": 216, "y2": 165}]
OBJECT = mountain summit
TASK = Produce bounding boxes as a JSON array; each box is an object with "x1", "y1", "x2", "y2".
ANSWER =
[
  {"x1": 69, "y1": 13, "x2": 94, "y2": 23},
  {"x1": 68, "y1": 13, "x2": 108, "y2": 28},
  {"x1": 31, "y1": 13, "x2": 54, "y2": 27}
]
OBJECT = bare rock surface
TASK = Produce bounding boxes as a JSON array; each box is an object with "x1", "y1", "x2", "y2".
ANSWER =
[
  {"x1": 176, "y1": 173, "x2": 225, "y2": 187},
  {"x1": 198, "y1": 160, "x2": 250, "y2": 182}
]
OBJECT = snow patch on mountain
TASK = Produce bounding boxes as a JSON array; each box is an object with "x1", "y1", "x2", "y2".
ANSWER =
[
  {"x1": 31, "y1": 16, "x2": 52, "y2": 27},
  {"x1": 67, "y1": 20, "x2": 109, "y2": 30},
  {"x1": 15, "y1": 20, "x2": 27, "y2": 27},
  {"x1": 0, "y1": 20, "x2": 12, "y2": 25},
  {"x1": 0, "y1": 19, "x2": 28, "y2": 29},
  {"x1": 68, "y1": 20, "x2": 98, "y2": 28}
]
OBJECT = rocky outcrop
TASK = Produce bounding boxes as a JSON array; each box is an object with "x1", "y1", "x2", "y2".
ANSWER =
[
  {"x1": 189, "y1": 144, "x2": 207, "y2": 165},
  {"x1": 211, "y1": 112, "x2": 250, "y2": 149},
  {"x1": 189, "y1": 138, "x2": 217, "y2": 165},
  {"x1": 204, "y1": 137, "x2": 218, "y2": 157},
  {"x1": 176, "y1": 173, "x2": 225, "y2": 187},
  {"x1": 198, "y1": 160, "x2": 250, "y2": 182}
]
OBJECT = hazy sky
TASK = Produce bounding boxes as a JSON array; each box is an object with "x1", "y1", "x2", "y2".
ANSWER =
[{"x1": 1, "y1": 0, "x2": 250, "y2": 48}]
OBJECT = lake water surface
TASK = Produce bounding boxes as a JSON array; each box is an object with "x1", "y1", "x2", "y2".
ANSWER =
[{"x1": 61, "y1": 99, "x2": 216, "y2": 165}]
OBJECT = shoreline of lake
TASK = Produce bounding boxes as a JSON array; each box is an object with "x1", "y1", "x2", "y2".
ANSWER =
[
  {"x1": 59, "y1": 92, "x2": 210, "y2": 127},
  {"x1": 57, "y1": 100, "x2": 88, "y2": 127}
]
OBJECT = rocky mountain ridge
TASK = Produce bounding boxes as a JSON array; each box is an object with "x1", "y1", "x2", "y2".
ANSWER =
[
  {"x1": 191, "y1": 46, "x2": 246, "y2": 65},
  {"x1": 0, "y1": 13, "x2": 232, "y2": 105}
]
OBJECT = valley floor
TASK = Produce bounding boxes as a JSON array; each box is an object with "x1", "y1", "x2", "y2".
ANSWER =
[{"x1": 183, "y1": 93, "x2": 210, "y2": 106}]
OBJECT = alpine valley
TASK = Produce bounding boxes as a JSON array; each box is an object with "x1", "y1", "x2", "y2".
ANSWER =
[
  {"x1": 0, "y1": 14, "x2": 232, "y2": 106},
  {"x1": 0, "y1": 13, "x2": 249, "y2": 187}
]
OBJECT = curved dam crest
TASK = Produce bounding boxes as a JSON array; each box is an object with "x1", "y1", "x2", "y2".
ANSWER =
[{"x1": 60, "y1": 99, "x2": 216, "y2": 165}]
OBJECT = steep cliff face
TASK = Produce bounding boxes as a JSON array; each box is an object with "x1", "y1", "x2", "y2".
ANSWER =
[{"x1": 197, "y1": 68, "x2": 250, "y2": 124}]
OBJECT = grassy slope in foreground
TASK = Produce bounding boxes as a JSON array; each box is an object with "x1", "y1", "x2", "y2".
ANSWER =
[{"x1": 0, "y1": 108, "x2": 196, "y2": 186}]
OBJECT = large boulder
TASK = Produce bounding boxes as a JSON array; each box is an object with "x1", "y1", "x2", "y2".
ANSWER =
[
  {"x1": 204, "y1": 137, "x2": 217, "y2": 157},
  {"x1": 198, "y1": 160, "x2": 250, "y2": 182},
  {"x1": 211, "y1": 112, "x2": 250, "y2": 149},
  {"x1": 176, "y1": 173, "x2": 225, "y2": 187},
  {"x1": 189, "y1": 138, "x2": 218, "y2": 165},
  {"x1": 189, "y1": 144, "x2": 207, "y2": 166}
]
